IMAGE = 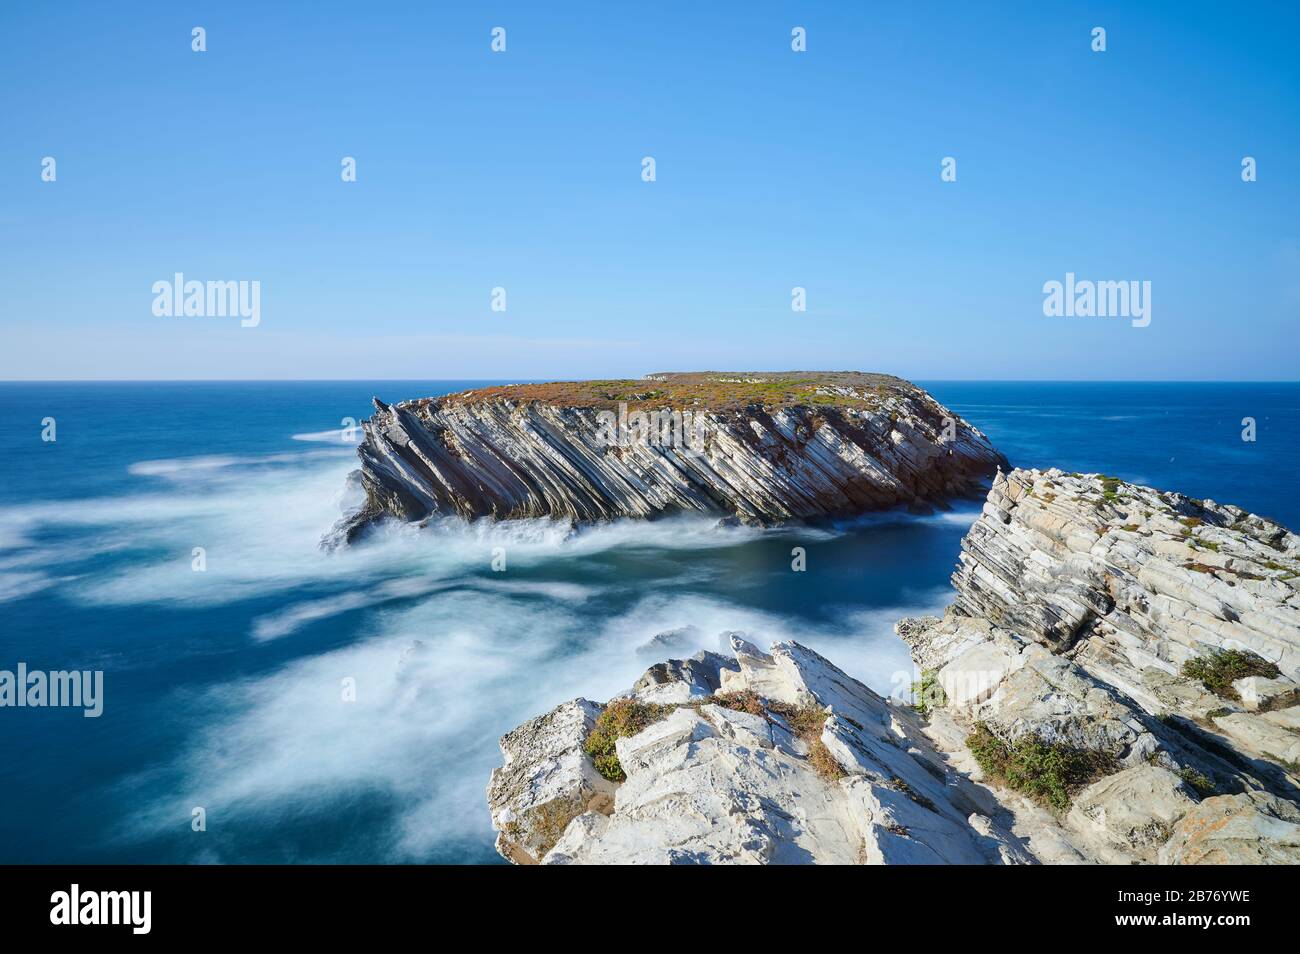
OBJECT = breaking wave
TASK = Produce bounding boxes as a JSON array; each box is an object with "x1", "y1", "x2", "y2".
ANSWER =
[{"x1": 4, "y1": 438, "x2": 968, "y2": 862}]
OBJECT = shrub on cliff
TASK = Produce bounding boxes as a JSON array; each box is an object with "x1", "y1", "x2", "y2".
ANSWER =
[
  {"x1": 1182, "y1": 648, "x2": 1280, "y2": 700},
  {"x1": 965, "y1": 723, "x2": 1116, "y2": 812},
  {"x1": 910, "y1": 669, "x2": 947, "y2": 716},
  {"x1": 1177, "y1": 766, "x2": 1217, "y2": 797},
  {"x1": 767, "y1": 700, "x2": 847, "y2": 779},
  {"x1": 807, "y1": 739, "x2": 846, "y2": 780},
  {"x1": 708, "y1": 689, "x2": 766, "y2": 716},
  {"x1": 712, "y1": 693, "x2": 848, "y2": 779},
  {"x1": 584, "y1": 699, "x2": 673, "y2": 782},
  {"x1": 767, "y1": 700, "x2": 828, "y2": 738}
]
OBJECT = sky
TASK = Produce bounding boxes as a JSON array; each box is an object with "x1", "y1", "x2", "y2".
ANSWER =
[{"x1": 1, "y1": 1, "x2": 1297, "y2": 381}]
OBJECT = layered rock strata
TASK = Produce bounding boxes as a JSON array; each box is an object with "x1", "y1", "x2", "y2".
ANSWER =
[
  {"x1": 897, "y1": 611, "x2": 1300, "y2": 865},
  {"x1": 487, "y1": 469, "x2": 1300, "y2": 865},
  {"x1": 488, "y1": 636, "x2": 1035, "y2": 865},
  {"x1": 951, "y1": 468, "x2": 1300, "y2": 675},
  {"x1": 898, "y1": 468, "x2": 1300, "y2": 864},
  {"x1": 326, "y1": 372, "x2": 1005, "y2": 543}
]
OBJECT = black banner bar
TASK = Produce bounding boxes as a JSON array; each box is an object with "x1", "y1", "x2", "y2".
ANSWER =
[{"x1": 0, "y1": 864, "x2": 1283, "y2": 941}]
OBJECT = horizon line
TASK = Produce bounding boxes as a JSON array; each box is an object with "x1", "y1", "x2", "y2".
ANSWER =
[{"x1": 1, "y1": 377, "x2": 1298, "y2": 385}]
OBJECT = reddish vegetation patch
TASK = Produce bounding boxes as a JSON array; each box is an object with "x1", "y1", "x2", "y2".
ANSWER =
[
  {"x1": 411, "y1": 371, "x2": 916, "y2": 413},
  {"x1": 709, "y1": 690, "x2": 766, "y2": 716}
]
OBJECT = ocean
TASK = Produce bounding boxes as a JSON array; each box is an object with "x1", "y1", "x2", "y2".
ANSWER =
[{"x1": 0, "y1": 380, "x2": 1296, "y2": 863}]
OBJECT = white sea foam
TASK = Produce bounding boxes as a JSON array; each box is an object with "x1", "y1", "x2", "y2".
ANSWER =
[
  {"x1": 6, "y1": 440, "x2": 970, "y2": 861},
  {"x1": 594, "y1": 591, "x2": 927, "y2": 697},
  {"x1": 823, "y1": 501, "x2": 984, "y2": 533},
  {"x1": 291, "y1": 429, "x2": 363, "y2": 444},
  {"x1": 0, "y1": 570, "x2": 65, "y2": 603},
  {"x1": 121, "y1": 580, "x2": 944, "y2": 860},
  {"x1": 119, "y1": 587, "x2": 595, "y2": 858},
  {"x1": 129, "y1": 448, "x2": 352, "y2": 478},
  {"x1": 251, "y1": 577, "x2": 470, "y2": 642},
  {"x1": 0, "y1": 524, "x2": 31, "y2": 552}
]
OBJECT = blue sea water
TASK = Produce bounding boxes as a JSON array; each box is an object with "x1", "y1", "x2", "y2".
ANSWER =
[{"x1": 0, "y1": 380, "x2": 1296, "y2": 864}]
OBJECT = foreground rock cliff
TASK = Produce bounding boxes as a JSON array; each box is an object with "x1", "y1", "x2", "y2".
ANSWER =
[
  {"x1": 326, "y1": 372, "x2": 1005, "y2": 543},
  {"x1": 488, "y1": 469, "x2": 1300, "y2": 864}
]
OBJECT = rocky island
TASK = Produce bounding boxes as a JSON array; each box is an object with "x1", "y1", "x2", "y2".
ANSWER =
[
  {"x1": 326, "y1": 372, "x2": 1005, "y2": 544},
  {"x1": 487, "y1": 469, "x2": 1300, "y2": 864}
]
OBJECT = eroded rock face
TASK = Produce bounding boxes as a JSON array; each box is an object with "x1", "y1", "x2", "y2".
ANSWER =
[
  {"x1": 896, "y1": 609, "x2": 1300, "y2": 865},
  {"x1": 630, "y1": 651, "x2": 738, "y2": 705},
  {"x1": 1158, "y1": 792, "x2": 1300, "y2": 864},
  {"x1": 1233, "y1": 675, "x2": 1300, "y2": 712},
  {"x1": 328, "y1": 372, "x2": 1005, "y2": 542},
  {"x1": 938, "y1": 470, "x2": 1300, "y2": 778},
  {"x1": 1065, "y1": 766, "x2": 1198, "y2": 865},
  {"x1": 485, "y1": 699, "x2": 616, "y2": 865},
  {"x1": 952, "y1": 468, "x2": 1300, "y2": 676},
  {"x1": 896, "y1": 470, "x2": 1300, "y2": 865},
  {"x1": 488, "y1": 636, "x2": 1029, "y2": 865},
  {"x1": 486, "y1": 470, "x2": 1300, "y2": 865}
]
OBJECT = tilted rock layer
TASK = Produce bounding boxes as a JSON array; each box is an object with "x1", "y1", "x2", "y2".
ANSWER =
[
  {"x1": 489, "y1": 636, "x2": 1034, "y2": 865},
  {"x1": 952, "y1": 467, "x2": 1300, "y2": 675},
  {"x1": 488, "y1": 468, "x2": 1300, "y2": 864},
  {"x1": 330, "y1": 372, "x2": 1005, "y2": 542},
  {"x1": 897, "y1": 468, "x2": 1300, "y2": 864}
]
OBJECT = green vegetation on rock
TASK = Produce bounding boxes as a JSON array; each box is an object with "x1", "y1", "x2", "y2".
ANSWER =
[
  {"x1": 1182, "y1": 648, "x2": 1281, "y2": 701},
  {"x1": 910, "y1": 669, "x2": 947, "y2": 716},
  {"x1": 965, "y1": 722, "x2": 1117, "y2": 812},
  {"x1": 584, "y1": 698, "x2": 673, "y2": 782},
  {"x1": 1177, "y1": 766, "x2": 1218, "y2": 797},
  {"x1": 431, "y1": 371, "x2": 915, "y2": 413},
  {"x1": 585, "y1": 690, "x2": 847, "y2": 783}
]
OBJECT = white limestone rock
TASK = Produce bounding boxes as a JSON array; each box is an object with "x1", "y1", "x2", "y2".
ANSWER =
[
  {"x1": 485, "y1": 698, "x2": 616, "y2": 865},
  {"x1": 628, "y1": 650, "x2": 738, "y2": 705},
  {"x1": 970, "y1": 643, "x2": 1158, "y2": 764},
  {"x1": 1065, "y1": 766, "x2": 1198, "y2": 864},
  {"x1": 488, "y1": 470, "x2": 1300, "y2": 866},
  {"x1": 1212, "y1": 712, "x2": 1300, "y2": 768},
  {"x1": 491, "y1": 638, "x2": 1027, "y2": 865},
  {"x1": 937, "y1": 639, "x2": 1019, "y2": 706},
  {"x1": 899, "y1": 470, "x2": 1300, "y2": 866},
  {"x1": 1158, "y1": 791, "x2": 1300, "y2": 865},
  {"x1": 1232, "y1": 675, "x2": 1300, "y2": 713},
  {"x1": 950, "y1": 468, "x2": 1300, "y2": 680},
  {"x1": 541, "y1": 688, "x2": 1024, "y2": 865},
  {"x1": 1262, "y1": 706, "x2": 1300, "y2": 732}
]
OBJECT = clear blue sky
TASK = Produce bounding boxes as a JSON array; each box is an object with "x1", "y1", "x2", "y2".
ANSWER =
[{"x1": 2, "y1": 1, "x2": 1297, "y2": 380}]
